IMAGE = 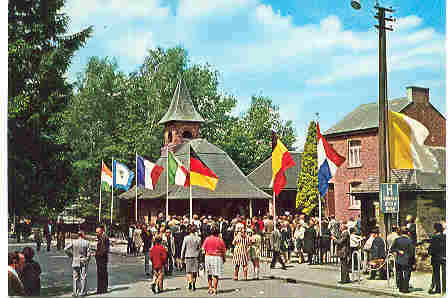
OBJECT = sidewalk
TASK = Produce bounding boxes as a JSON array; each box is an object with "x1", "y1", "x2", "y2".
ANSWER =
[{"x1": 261, "y1": 259, "x2": 437, "y2": 298}]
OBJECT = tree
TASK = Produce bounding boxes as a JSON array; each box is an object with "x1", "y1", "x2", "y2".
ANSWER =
[
  {"x1": 218, "y1": 95, "x2": 296, "y2": 175},
  {"x1": 295, "y1": 121, "x2": 319, "y2": 215},
  {"x1": 8, "y1": 0, "x2": 92, "y2": 217}
]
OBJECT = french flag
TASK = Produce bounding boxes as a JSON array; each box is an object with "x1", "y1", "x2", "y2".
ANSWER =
[
  {"x1": 137, "y1": 156, "x2": 164, "y2": 190},
  {"x1": 317, "y1": 122, "x2": 346, "y2": 197}
]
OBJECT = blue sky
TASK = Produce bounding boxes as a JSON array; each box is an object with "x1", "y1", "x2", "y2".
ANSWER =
[{"x1": 63, "y1": 0, "x2": 446, "y2": 150}]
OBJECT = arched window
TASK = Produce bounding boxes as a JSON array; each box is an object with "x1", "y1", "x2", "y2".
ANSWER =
[{"x1": 182, "y1": 131, "x2": 193, "y2": 139}]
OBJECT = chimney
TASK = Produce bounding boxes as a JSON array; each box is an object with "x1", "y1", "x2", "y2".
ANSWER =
[{"x1": 406, "y1": 86, "x2": 429, "y2": 104}]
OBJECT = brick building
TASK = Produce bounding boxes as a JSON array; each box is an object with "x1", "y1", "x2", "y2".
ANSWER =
[{"x1": 323, "y1": 86, "x2": 445, "y2": 238}]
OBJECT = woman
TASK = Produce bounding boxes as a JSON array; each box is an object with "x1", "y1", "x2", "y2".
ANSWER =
[
  {"x1": 133, "y1": 224, "x2": 143, "y2": 256},
  {"x1": 202, "y1": 226, "x2": 226, "y2": 296},
  {"x1": 21, "y1": 247, "x2": 41, "y2": 296},
  {"x1": 294, "y1": 221, "x2": 305, "y2": 263},
  {"x1": 248, "y1": 229, "x2": 261, "y2": 280},
  {"x1": 319, "y1": 221, "x2": 331, "y2": 264},
  {"x1": 174, "y1": 224, "x2": 187, "y2": 271},
  {"x1": 303, "y1": 219, "x2": 317, "y2": 265},
  {"x1": 232, "y1": 228, "x2": 250, "y2": 280},
  {"x1": 181, "y1": 225, "x2": 201, "y2": 291}
]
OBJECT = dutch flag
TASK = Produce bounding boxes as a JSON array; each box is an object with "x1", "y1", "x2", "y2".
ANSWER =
[{"x1": 317, "y1": 122, "x2": 346, "y2": 197}]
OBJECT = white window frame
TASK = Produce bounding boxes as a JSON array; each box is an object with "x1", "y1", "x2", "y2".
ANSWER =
[
  {"x1": 349, "y1": 182, "x2": 361, "y2": 209},
  {"x1": 348, "y1": 140, "x2": 362, "y2": 167}
]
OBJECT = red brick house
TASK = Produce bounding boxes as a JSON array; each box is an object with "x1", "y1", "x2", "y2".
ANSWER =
[{"x1": 323, "y1": 86, "x2": 446, "y2": 234}]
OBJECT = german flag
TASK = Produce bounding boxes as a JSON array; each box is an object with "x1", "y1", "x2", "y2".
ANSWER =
[
  {"x1": 272, "y1": 131, "x2": 296, "y2": 196},
  {"x1": 190, "y1": 147, "x2": 219, "y2": 191}
]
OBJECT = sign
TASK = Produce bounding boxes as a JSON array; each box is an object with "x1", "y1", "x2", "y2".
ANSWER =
[{"x1": 379, "y1": 183, "x2": 399, "y2": 213}]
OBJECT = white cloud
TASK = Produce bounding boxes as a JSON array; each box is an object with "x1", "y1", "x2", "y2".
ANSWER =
[
  {"x1": 177, "y1": 0, "x2": 254, "y2": 18},
  {"x1": 108, "y1": 31, "x2": 155, "y2": 63},
  {"x1": 394, "y1": 15, "x2": 423, "y2": 31}
]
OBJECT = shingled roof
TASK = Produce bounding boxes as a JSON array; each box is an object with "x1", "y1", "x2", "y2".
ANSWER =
[
  {"x1": 119, "y1": 138, "x2": 270, "y2": 200},
  {"x1": 247, "y1": 152, "x2": 302, "y2": 191},
  {"x1": 324, "y1": 97, "x2": 410, "y2": 135},
  {"x1": 158, "y1": 78, "x2": 205, "y2": 125},
  {"x1": 351, "y1": 147, "x2": 446, "y2": 194}
]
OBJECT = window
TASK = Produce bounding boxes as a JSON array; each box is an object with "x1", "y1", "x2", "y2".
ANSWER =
[
  {"x1": 349, "y1": 182, "x2": 361, "y2": 209},
  {"x1": 348, "y1": 140, "x2": 361, "y2": 167}
]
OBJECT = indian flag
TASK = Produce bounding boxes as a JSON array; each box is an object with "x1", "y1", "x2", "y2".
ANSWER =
[
  {"x1": 101, "y1": 161, "x2": 113, "y2": 192},
  {"x1": 388, "y1": 110, "x2": 439, "y2": 172},
  {"x1": 168, "y1": 152, "x2": 190, "y2": 187}
]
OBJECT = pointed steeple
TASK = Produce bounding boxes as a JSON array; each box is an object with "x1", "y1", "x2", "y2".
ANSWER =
[{"x1": 158, "y1": 78, "x2": 205, "y2": 125}]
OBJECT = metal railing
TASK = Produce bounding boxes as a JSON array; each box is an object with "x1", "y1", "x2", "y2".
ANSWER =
[{"x1": 385, "y1": 252, "x2": 397, "y2": 289}]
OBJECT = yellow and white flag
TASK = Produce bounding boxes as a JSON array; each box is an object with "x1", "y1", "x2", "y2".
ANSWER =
[{"x1": 388, "y1": 110, "x2": 439, "y2": 172}]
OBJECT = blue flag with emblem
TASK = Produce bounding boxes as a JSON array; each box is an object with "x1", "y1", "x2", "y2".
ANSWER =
[{"x1": 113, "y1": 160, "x2": 134, "y2": 191}]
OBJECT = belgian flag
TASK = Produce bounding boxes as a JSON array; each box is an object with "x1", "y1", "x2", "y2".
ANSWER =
[
  {"x1": 272, "y1": 131, "x2": 296, "y2": 196},
  {"x1": 190, "y1": 147, "x2": 219, "y2": 191}
]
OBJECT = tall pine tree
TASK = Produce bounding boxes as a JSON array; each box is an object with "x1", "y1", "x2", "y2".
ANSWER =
[
  {"x1": 8, "y1": 0, "x2": 93, "y2": 217},
  {"x1": 296, "y1": 121, "x2": 319, "y2": 215}
]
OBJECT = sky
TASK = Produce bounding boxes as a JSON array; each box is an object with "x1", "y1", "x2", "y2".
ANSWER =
[{"x1": 62, "y1": 0, "x2": 446, "y2": 150}]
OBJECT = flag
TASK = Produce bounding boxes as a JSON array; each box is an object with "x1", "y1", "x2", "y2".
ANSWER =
[
  {"x1": 101, "y1": 161, "x2": 113, "y2": 192},
  {"x1": 190, "y1": 147, "x2": 218, "y2": 191},
  {"x1": 317, "y1": 122, "x2": 345, "y2": 197},
  {"x1": 388, "y1": 110, "x2": 439, "y2": 172},
  {"x1": 168, "y1": 151, "x2": 190, "y2": 187},
  {"x1": 271, "y1": 131, "x2": 296, "y2": 196},
  {"x1": 137, "y1": 156, "x2": 164, "y2": 190},
  {"x1": 113, "y1": 160, "x2": 134, "y2": 191}
]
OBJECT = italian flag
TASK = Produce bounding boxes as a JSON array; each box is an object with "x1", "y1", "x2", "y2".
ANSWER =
[
  {"x1": 101, "y1": 161, "x2": 113, "y2": 192},
  {"x1": 167, "y1": 152, "x2": 190, "y2": 187}
]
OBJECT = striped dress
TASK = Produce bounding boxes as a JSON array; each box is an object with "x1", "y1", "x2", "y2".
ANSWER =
[{"x1": 232, "y1": 233, "x2": 250, "y2": 266}]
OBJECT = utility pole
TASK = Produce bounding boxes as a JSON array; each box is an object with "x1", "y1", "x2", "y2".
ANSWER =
[{"x1": 374, "y1": 4, "x2": 395, "y2": 237}]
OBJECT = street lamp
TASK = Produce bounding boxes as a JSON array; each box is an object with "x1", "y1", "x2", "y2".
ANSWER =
[{"x1": 351, "y1": 0, "x2": 361, "y2": 10}]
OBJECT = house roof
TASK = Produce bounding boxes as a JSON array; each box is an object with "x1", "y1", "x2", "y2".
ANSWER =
[
  {"x1": 158, "y1": 78, "x2": 205, "y2": 125},
  {"x1": 324, "y1": 97, "x2": 410, "y2": 135},
  {"x1": 119, "y1": 138, "x2": 271, "y2": 200},
  {"x1": 351, "y1": 147, "x2": 446, "y2": 194},
  {"x1": 247, "y1": 152, "x2": 302, "y2": 190}
]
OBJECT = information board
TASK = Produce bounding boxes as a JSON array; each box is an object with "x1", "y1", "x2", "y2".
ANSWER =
[{"x1": 379, "y1": 183, "x2": 399, "y2": 213}]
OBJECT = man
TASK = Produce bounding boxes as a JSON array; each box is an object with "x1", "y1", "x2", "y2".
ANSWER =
[
  {"x1": 406, "y1": 215, "x2": 417, "y2": 246},
  {"x1": 164, "y1": 230, "x2": 175, "y2": 275},
  {"x1": 368, "y1": 227, "x2": 387, "y2": 280},
  {"x1": 64, "y1": 230, "x2": 91, "y2": 297},
  {"x1": 56, "y1": 219, "x2": 66, "y2": 251},
  {"x1": 150, "y1": 237, "x2": 168, "y2": 294},
  {"x1": 428, "y1": 223, "x2": 446, "y2": 295},
  {"x1": 264, "y1": 216, "x2": 274, "y2": 234},
  {"x1": 387, "y1": 225, "x2": 400, "y2": 249},
  {"x1": 95, "y1": 225, "x2": 110, "y2": 294},
  {"x1": 141, "y1": 225, "x2": 153, "y2": 277},
  {"x1": 43, "y1": 219, "x2": 54, "y2": 252},
  {"x1": 8, "y1": 252, "x2": 25, "y2": 296},
  {"x1": 332, "y1": 221, "x2": 351, "y2": 284},
  {"x1": 127, "y1": 224, "x2": 135, "y2": 256},
  {"x1": 390, "y1": 226, "x2": 416, "y2": 293},
  {"x1": 270, "y1": 223, "x2": 287, "y2": 270}
]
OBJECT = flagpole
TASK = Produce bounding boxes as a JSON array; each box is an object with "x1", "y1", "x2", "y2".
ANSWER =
[
  {"x1": 166, "y1": 149, "x2": 169, "y2": 221},
  {"x1": 189, "y1": 144, "x2": 193, "y2": 222},
  {"x1": 135, "y1": 153, "x2": 138, "y2": 223},
  {"x1": 111, "y1": 157, "x2": 114, "y2": 227},
  {"x1": 99, "y1": 161, "x2": 102, "y2": 223},
  {"x1": 273, "y1": 192, "x2": 276, "y2": 229}
]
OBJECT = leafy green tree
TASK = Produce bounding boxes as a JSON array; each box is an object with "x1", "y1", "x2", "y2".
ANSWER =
[
  {"x1": 8, "y1": 0, "x2": 92, "y2": 217},
  {"x1": 219, "y1": 95, "x2": 296, "y2": 175},
  {"x1": 296, "y1": 121, "x2": 318, "y2": 214}
]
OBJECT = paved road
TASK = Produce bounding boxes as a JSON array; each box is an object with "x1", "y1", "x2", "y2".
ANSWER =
[{"x1": 9, "y1": 241, "x2": 388, "y2": 297}]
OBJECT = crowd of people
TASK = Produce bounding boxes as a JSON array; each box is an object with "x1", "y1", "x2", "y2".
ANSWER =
[{"x1": 8, "y1": 212, "x2": 445, "y2": 296}]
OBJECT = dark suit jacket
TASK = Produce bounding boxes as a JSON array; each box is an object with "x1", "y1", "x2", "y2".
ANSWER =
[
  {"x1": 335, "y1": 229, "x2": 350, "y2": 258},
  {"x1": 142, "y1": 230, "x2": 153, "y2": 253},
  {"x1": 96, "y1": 234, "x2": 110, "y2": 263},
  {"x1": 429, "y1": 232, "x2": 446, "y2": 264},
  {"x1": 390, "y1": 235, "x2": 415, "y2": 266},
  {"x1": 370, "y1": 237, "x2": 386, "y2": 259}
]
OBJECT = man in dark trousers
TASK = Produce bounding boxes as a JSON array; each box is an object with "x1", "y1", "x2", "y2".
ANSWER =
[
  {"x1": 332, "y1": 221, "x2": 351, "y2": 284},
  {"x1": 270, "y1": 223, "x2": 287, "y2": 270},
  {"x1": 428, "y1": 223, "x2": 446, "y2": 294},
  {"x1": 368, "y1": 227, "x2": 387, "y2": 280},
  {"x1": 95, "y1": 225, "x2": 110, "y2": 294},
  {"x1": 43, "y1": 220, "x2": 54, "y2": 252},
  {"x1": 56, "y1": 219, "x2": 66, "y2": 251},
  {"x1": 141, "y1": 225, "x2": 153, "y2": 277},
  {"x1": 390, "y1": 226, "x2": 416, "y2": 294}
]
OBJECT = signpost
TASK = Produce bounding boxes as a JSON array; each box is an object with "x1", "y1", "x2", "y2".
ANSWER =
[{"x1": 379, "y1": 183, "x2": 399, "y2": 213}]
